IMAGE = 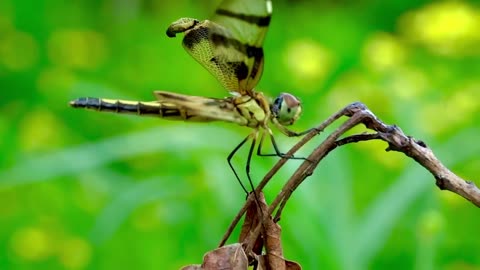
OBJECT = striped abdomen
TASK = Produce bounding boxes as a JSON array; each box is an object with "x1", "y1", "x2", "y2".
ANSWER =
[{"x1": 69, "y1": 97, "x2": 194, "y2": 121}]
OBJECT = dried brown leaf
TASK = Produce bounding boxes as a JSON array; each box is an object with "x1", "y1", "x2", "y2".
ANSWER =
[
  {"x1": 256, "y1": 255, "x2": 302, "y2": 270},
  {"x1": 239, "y1": 193, "x2": 266, "y2": 255},
  {"x1": 264, "y1": 215, "x2": 284, "y2": 269},
  {"x1": 180, "y1": 243, "x2": 248, "y2": 270}
]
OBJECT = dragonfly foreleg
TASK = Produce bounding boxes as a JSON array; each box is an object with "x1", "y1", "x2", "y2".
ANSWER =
[
  {"x1": 272, "y1": 117, "x2": 319, "y2": 137},
  {"x1": 256, "y1": 128, "x2": 307, "y2": 160}
]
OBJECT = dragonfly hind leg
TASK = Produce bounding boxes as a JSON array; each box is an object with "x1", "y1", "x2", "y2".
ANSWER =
[{"x1": 227, "y1": 130, "x2": 264, "y2": 198}]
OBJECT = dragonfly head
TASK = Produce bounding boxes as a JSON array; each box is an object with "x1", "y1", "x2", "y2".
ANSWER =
[{"x1": 271, "y1": 93, "x2": 302, "y2": 126}]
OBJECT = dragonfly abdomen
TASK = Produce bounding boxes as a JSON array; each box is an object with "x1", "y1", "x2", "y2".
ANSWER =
[{"x1": 69, "y1": 97, "x2": 189, "y2": 119}]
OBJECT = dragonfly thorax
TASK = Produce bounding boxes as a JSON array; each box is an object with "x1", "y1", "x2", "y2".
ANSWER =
[
  {"x1": 270, "y1": 93, "x2": 302, "y2": 126},
  {"x1": 233, "y1": 94, "x2": 268, "y2": 128}
]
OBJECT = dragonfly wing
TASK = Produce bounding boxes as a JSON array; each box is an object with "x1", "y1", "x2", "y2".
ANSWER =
[
  {"x1": 153, "y1": 91, "x2": 248, "y2": 125},
  {"x1": 212, "y1": 0, "x2": 272, "y2": 93},
  {"x1": 167, "y1": 19, "x2": 245, "y2": 93},
  {"x1": 213, "y1": 0, "x2": 271, "y2": 52},
  {"x1": 166, "y1": 0, "x2": 272, "y2": 95}
]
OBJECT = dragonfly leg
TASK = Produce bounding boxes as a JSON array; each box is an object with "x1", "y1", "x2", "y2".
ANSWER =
[
  {"x1": 227, "y1": 133, "x2": 253, "y2": 194},
  {"x1": 256, "y1": 128, "x2": 307, "y2": 161},
  {"x1": 245, "y1": 130, "x2": 266, "y2": 219},
  {"x1": 272, "y1": 117, "x2": 320, "y2": 137},
  {"x1": 245, "y1": 130, "x2": 259, "y2": 194}
]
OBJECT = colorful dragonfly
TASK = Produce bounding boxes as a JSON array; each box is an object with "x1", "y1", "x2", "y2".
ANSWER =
[{"x1": 70, "y1": 0, "x2": 311, "y2": 193}]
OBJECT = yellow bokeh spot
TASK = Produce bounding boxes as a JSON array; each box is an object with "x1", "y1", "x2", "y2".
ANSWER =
[
  {"x1": 48, "y1": 29, "x2": 108, "y2": 70},
  {"x1": 19, "y1": 109, "x2": 66, "y2": 152},
  {"x1": 10, "y1": 227, "x2": 54, "y2": 261},
  {"x1": 0, "y1": 31, "x2": 39, "y2": 71},
  {"x1": 399, "y1": 2, "x2": 480, "y2": 56},
  {"x1": 363, "y1": 32, "x2": 407, "y2": 72},
  {"x1": 283, "y1": 39, "x2": 333, "y2": 87},
  {"x1": 58, "y1": 237, "x2": 92, "y2": 269}
]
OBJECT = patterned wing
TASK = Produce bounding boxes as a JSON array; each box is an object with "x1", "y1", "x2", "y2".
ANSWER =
[
  {"x1": 213, "y1": 0, "x2": 271, "y2": 52},
  {"x1": 166, "y1": 0, "x2": 272, "y2": 95}
]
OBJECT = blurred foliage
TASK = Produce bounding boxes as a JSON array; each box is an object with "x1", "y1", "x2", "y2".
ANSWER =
[{"x1": 1, "y1": 0, "x2": 480, "y2": 269}]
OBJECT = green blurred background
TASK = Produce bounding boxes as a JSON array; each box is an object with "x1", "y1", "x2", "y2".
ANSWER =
[{"x1": 1, "y1": 0, "x2": 480, "y2": 269}]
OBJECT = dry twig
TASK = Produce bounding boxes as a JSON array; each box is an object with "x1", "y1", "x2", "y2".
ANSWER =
[{"x1": 189, "y1": 102, "x2": 480, "y2": 269}]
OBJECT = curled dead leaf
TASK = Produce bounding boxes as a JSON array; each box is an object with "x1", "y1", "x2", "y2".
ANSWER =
[{"x1": 181, "y1": 243, "x2": 248, "y2": 270}]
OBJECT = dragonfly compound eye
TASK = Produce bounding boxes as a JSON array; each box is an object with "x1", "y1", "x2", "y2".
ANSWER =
[{"x1": 272, "y1": 93, "x2": 302, "y2": 126}]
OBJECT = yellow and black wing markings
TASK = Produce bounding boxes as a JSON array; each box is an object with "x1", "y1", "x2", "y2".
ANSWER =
[{"x1": 166, "y1": 0, "x2": 272, "y2": 95}]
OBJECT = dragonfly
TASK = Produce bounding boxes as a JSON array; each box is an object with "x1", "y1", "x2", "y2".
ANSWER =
[{"x1": 70, "y1": 0, "x2": 312, "y2": 194}]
